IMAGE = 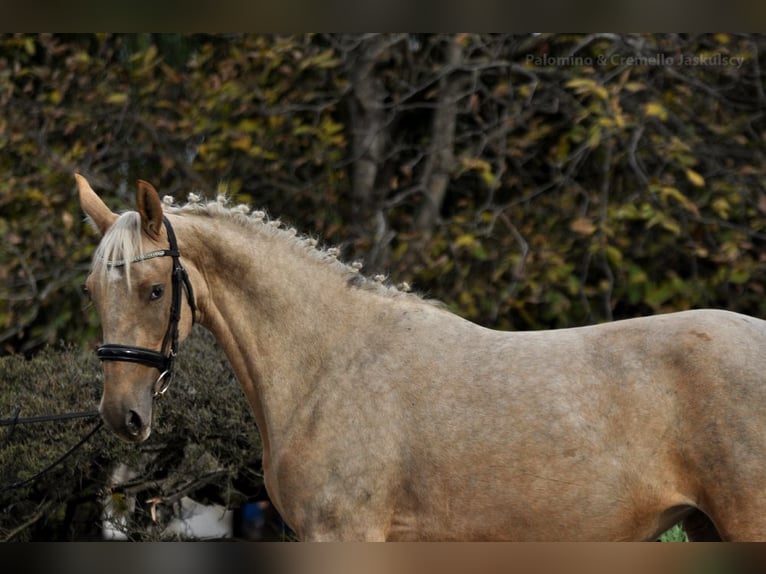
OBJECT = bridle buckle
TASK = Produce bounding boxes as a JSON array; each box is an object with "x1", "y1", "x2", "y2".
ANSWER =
[{"x1": 153, "y1": 369, "x2": 173, "y2": 397}]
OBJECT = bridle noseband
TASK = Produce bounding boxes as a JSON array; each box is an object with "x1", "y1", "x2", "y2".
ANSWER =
[{"x1": 96, "y1": 216, "x2": 196, "y2": 398}]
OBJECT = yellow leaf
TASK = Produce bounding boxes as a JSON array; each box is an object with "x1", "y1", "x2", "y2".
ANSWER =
[
  {"x1": 565, "y1": 78, "x2": 592, "y2": 90},
  {"x1": 238, "y1": 119, "x2": 259, "y2": 132},
  {"x1": 712, "y1": 197, "x2": 730, "y2": 219},
  {"x1": 656, "y1": 185, "x2": 700, "y2": 217},
  {"x1": 566, "y1": 78, "x2": 609, "y2": 100},
  {"x1": 587, "y1": 125, "x2": 601, "y2": 149},
  {"x1": 454, "y1": 234, "x2": 477, "y2": 249},
  {"x1": 24, "y1": 37, "x2": 36, "y2": 55},
  {"x1": 231, "y1": 135, "x2": 252, "y2": 151},
  {"x1": 714, "y1": 33, "x2": 730, "y2": 44},
  {"x1": 106, "y1": 93, "x2": 128, "y2": 105},
  {"x1": 644, "y1": 102, "x2": 668, "y2": 121},
  {"x1": 144, "y1": 45, "x2": 159, "y2": 66},
  {"x1": 685, "y1": 169, "x2": 705, "y2": 188},
  {"x1": 605, "y1": 245, "x2": 623, "y2": 267}
]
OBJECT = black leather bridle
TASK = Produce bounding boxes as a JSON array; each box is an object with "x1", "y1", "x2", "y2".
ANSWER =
[{"x1": 96, "y1": 216, "x2": 196, "y2": 397}]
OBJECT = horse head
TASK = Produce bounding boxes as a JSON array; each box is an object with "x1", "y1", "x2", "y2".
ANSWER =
[{"x1": 77, "y1": 174, "x2": 196, "y2": 442}]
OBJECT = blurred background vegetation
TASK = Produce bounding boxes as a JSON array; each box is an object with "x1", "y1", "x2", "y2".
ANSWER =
[
  {"x1": 1, "y1": 33, "x2": 765, "y2": 540},
  {"x1": 2, "y1": 33, "x2": 765, "y2": 355}
]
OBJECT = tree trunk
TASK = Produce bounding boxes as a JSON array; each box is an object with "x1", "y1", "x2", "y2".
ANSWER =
[
  {"x1": 416, "y1": 35, "x2": 464, "y2": 233},
  {"x1": 346, "y1": 34, "x2": 392, "y2": 223}
]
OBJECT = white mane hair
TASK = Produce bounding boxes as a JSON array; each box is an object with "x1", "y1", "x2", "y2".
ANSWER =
[
  {"x1": 91, "y1": 211, "x2": 144, "y2": 287},
  {"x1": 92, "y1": 194, "x2": 414, "y2": 299}
]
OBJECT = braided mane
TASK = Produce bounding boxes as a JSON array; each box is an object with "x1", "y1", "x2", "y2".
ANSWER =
[{"x1": 93, "y1": 194, "x2": 413, "y2": 298}]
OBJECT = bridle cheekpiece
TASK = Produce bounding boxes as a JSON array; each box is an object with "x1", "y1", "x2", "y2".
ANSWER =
[{"x1": 96, "y1": 216, "x2": 196, "y2": 398}]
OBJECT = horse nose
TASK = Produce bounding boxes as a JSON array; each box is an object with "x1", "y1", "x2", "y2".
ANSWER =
[{"x1": 125, "y1": 410, "x2": 144, "y2": 437}]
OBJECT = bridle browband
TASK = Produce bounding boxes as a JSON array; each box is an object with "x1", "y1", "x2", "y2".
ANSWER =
[{"x1": 96, "y1": 216, "x2": 196, "y2": 398}]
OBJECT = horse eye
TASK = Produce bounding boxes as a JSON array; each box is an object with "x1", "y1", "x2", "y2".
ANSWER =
[
  {"x1": 149, "y1": 284, "x2": 165, "y2": 301},
  {"x1": 81, "y1": 284, "x2": 90, "y2": 297}
]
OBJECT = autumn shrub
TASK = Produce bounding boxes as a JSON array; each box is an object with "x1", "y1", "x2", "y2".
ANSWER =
[{"x1": 0, "y1": 328, "x2": 263, "y2": 541}]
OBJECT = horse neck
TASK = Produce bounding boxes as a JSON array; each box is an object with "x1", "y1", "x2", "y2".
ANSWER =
[{"x1": 178, "y1": 213, "x2": 379, "y2": 454}]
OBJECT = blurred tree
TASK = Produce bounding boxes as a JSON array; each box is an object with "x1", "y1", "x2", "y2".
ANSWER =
[{"x1": 1, "y1": 33, "x2": 765, "y2": 354}]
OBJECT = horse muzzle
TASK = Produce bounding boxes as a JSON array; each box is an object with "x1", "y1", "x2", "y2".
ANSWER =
[{"x1": 98, "y1": 366, "x2": 155, "y2": 443}]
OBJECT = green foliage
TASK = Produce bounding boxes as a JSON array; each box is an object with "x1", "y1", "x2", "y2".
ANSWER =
[
  {"x1": 0, "y1": 329, "x2": 261, "y2": 540},
  {"x1": 0, "y1": 33, "x2": 349, "y2": 354},
  {"x1": 389, "y1": 33, "x2": 766, "y2": 330},
  {"x1": 658, "y1": 524, "x2": 689, "y2": 542},
  {"x1": 2, "y1": 33, "x2": 766, "y2": 353}
]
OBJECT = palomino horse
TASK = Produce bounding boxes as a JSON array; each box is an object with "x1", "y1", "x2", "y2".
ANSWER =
[{"x1": 76, "y1": 174, "x2": 766, "y2": 541}]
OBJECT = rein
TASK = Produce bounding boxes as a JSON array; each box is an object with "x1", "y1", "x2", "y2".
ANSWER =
[
  {"x1": 96, "y1": 216, "x2": 196, "y2": 398},
  {"x1": 2, "y1": 405, "x2": 102, "y2": 492}
]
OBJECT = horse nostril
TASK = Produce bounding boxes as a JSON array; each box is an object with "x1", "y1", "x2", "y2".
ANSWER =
[{"x1": 125, "y1": 410, "x2": 143, "y2": 436}]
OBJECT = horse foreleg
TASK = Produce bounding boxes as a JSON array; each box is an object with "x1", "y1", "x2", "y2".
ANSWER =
[{"x1": 704, "y1": 505, "x2": 766, "y2": 542}]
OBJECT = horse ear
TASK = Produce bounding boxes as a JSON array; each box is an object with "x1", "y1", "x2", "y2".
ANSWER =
[
  {"x1": 136, "y1": 180, "x2": 164, "y2": 240},
  {"x1": 75, "y1": 173, "x2": 118, "y2": 236}
]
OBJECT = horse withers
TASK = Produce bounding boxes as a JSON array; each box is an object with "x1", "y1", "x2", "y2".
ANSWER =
[{"x1": 77, "y1": 174, "x2": 766, "y2": 541}]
